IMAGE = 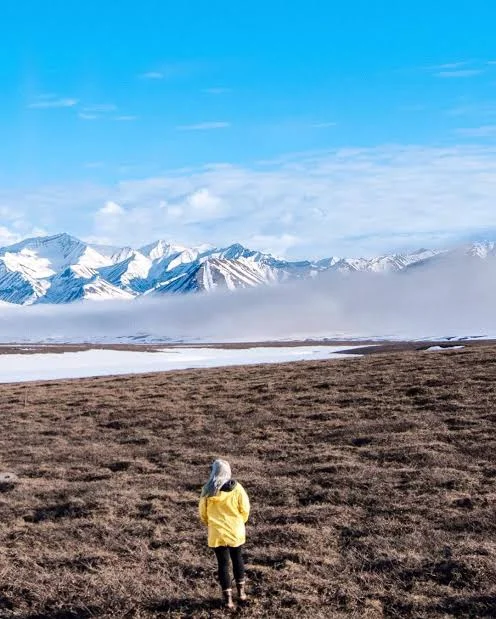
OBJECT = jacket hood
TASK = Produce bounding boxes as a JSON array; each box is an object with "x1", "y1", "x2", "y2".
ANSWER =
[
  {"x1": 202, "y1": 479, "x2": 238, "y2": 502},
  {"x1": 220, "y1": 479, "x2": 237, "y2": 492}
]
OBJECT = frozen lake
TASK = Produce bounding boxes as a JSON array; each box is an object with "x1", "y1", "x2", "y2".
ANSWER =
[{"x1": 0, "y1": 345, "x2": 362, "y2": 383}]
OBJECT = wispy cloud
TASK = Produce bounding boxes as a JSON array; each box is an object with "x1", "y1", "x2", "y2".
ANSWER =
[
  {"x1": 447, "y1": 103, "x2": 496, "y2": 117},
  {"x1": 456, "y1": 125, "x2": 496, "y2": 137},
  {"x1": 84, "y1": 162, "x2": 105, "y2": 169},
  {"x1": 28, "y1": 96, "x2": 78, "y2": 109},
  {"x1": 140, "y1": 61, "x2": 208, "y2": 81},
  {"x1": 433, "y1": 61, "x2": 471, "y2": 70},
  {"x1": 177, "y1": 121, "x2": 231, "y2": 131},
  {"x1": 83, "y1": 104, "x2": 117, "y2": 113},
  {"x1": 311, "y1": 122, "x2": 337, "y2": 128},
  {"x1": 79, "y1": 108, "x2": 137, "y2": 122},
  {"x1": 400, "y1": 104, "x2": 427, "y2": 112},
  {"x1": 78, "y1": 113, "x2": 99, "y2": 121},
  {"x1": 140, "y1": 71, "x2": 164, "y2": 80},
  {"x1": 5, "y1": 145, "x2": 496, "y2": 259},
  {"x1": 203, "y1": 87, "x2": 231, "y2": 95},
  {"x1": 436, "y1": 69, "x2": 483, "y2": 78}
]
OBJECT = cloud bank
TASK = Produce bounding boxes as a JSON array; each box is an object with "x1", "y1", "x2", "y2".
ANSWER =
[
  {"x1": 2, "y1": 145, "x2": 496, "y2": 259},
  {"x1": 0, "y1": 256, "x2": 495, "y2": 343}
]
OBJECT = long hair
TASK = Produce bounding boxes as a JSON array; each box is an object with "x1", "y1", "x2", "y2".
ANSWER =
[{"x1": 202, "y1": 459, "x2": 232, "y2": 497}]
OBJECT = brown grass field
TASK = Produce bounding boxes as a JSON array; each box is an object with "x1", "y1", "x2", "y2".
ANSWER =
[{"x1": 0, "y1": 345, "x2": 495, "y2": 618}]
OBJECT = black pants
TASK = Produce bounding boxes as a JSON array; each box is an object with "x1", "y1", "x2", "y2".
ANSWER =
[{"x1": 213, "y1": 546, "x2": 245, "y2": 590}]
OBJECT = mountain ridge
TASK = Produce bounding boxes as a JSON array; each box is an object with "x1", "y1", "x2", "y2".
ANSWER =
[{"x1": 0, "y1": 233, "x2": 494, "y2": 305}]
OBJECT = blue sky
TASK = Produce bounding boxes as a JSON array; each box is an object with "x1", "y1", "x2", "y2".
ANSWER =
[{"x1": 1, "y1": 0, "x2": 496, "y2": 258}]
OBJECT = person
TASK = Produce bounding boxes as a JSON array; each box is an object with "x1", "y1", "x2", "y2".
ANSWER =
[{"x1": 199, "y1": 459, "x2": 250, "y2": 609}]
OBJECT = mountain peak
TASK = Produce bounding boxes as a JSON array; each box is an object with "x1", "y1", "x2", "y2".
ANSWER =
[
  {"x1": 140, "y1": 239, "x2": 190, "y2": 261},
  {"x1": 0, "y1": 232, "x2": 83, "y2": 254},
  {"x1": 0, "y1": 234, "x2": 493, "y2": 305}
]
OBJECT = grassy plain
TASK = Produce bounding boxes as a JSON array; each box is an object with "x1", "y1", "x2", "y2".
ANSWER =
[{"x1": 0, "y1": 345, "x2": 495, "y2": 617}]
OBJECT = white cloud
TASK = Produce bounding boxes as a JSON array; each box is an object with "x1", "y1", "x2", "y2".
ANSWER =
[
  {"x1": 456, "y1": 125, "x2": 496, "y2": 137},
  {"x1": 114, "y1": 115, "x2": 138, "y2": 121},
  {"x1": 166, "y1": 206, "x2": 183, "y2": 218},
  {"x1": 93, "y1": 201, "x2": 125, "y2": 236},
  {"x1": 311, "y1": 122, "x2": 337, "y2": 128},
  {"x1": 4, "y1": 145, "x2": 496, "y2": 259},
  {"x1": 436, "y1": 69, "x2": 483, "y2": 78},
  {"x1": 78, "y1": 113, "x2": 99, "y2": 120},
  {"x1": 140, "y1": 61, "x2": 206, "y2": 81},
  {"x1": 140, "y1": 71, "x2": 164, "y2": 79},
  {"x1": 100, "y1": 201, "x2": 124, "y2": 215},
  {"x1": 0, "y1": 224, "x2": 48, "y2": 249},
  {"x1": 83, "y1": 104, "x2": 117, "y2": 113},
  {"x1": 245, "y1": 234, "x2": 301, "y2": 258},
  {"x1": 203, "y1": 87, "x2": 231, "y2": 95},
  {"x1": 84, "y1": 162, "x2": 105, "y2": 169},
  {"x1": 446, "y1": 103, "x2": 496, "y2": 120},
  {"x1": 187, "y1": 188, "x2": 223, "y2": 214},
  {"x1": 94, "y1": 145, "x2": 496, "y2": 257},
  {"x1": 0, "y1": 226, "x2": 21, "y2": 247},
  {"x1": 177, "y1": 122, "x2": 230, "y2": 131},
  {"x1": 28, "y1": 97, "x2": 78, "y2": 109},
  {"x1": 432, "y1": 61, "x2": 471, "y2": 70},
  {"x1": 0, "y1": 207, "x2": 49, "y2": 247}
]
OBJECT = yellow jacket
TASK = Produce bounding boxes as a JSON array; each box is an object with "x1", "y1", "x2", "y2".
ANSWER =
[{"x1": 199, "y1": 481, "x2": 250, "y2": 548}]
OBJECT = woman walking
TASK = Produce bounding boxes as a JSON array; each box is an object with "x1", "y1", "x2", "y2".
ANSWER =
[{"x1": 199, "y1": 459, "x2": 250, "y2": 609}]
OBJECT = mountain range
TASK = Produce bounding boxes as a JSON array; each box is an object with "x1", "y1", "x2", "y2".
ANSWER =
[{"x1": 0, "y1": 233, "x2": 494, "y2": 305}]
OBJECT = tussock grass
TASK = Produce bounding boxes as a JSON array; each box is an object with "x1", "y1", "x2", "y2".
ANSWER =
[{"x1": 0, "y1": 346, "x2": 495, "y2": 617}]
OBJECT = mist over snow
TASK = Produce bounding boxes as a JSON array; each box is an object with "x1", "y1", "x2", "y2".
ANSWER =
[{"x1": 0, "y1": 254, "x2": 495, "y2": 343}]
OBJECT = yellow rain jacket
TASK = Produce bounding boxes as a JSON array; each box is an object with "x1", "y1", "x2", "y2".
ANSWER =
[{"x1": 199, "y1": 481, "x2": 250, "y2": 548}]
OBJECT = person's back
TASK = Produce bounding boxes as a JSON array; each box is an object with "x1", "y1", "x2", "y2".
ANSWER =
[{"x1": 199, "y1": 459, "x2": 250, "y2": 609}]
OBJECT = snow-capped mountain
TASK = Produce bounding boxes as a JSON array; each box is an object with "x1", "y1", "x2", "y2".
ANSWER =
[
  {"x1": 149, "y1": 256, "x2": 278, "y2": 295},
  {"x1": 327, "y1": 248, "x2": 442, "y2": 274},
  {"x1": 0, "y1": 233, "x2": 493, "y2": 305},
  {"x1": 39, "y1": 264, "x2": 134, "y2": 304},
  {"x1": 98, "y1": 251, "x2": 153, "y2": 294},
  {"x1": 0, "y1": 233, "x2": 113, "y2": 273}
]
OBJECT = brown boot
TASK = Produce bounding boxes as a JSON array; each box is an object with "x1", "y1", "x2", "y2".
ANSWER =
[
  {"x1": 236, "y1": 580, "x2": 247, "y2": 602},
  {"x1": 222, "y1": 588, "x2": 235, "y2": 609}
]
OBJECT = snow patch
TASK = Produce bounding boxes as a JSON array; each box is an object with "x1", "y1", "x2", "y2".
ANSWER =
[
  {"x1": 425, "y1": 345, "x2": 465, "y2": 352},
  {"x1": 0, "y1": 346, "x2": 362, "y2": 383}
]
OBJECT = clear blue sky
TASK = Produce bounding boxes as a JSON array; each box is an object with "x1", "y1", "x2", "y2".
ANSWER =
[{"x1": 1, "y1": 1, "x2": 496, "y2": 257}]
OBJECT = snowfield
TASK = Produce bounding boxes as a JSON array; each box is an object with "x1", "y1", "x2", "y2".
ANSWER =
[{"x1": 0, "y1": 346, "x2": 362, "y2": 383}]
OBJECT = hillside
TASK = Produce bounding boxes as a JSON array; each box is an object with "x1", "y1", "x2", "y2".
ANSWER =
[{"x1": 0, "y1": 347, "x2": 495, "y2": 617}]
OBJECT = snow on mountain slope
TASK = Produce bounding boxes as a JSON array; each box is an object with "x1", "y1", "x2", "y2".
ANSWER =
[
  {"x1": 141, "y1": 239, "x2": 215, "y2": 262},
  {"x1": 151, "y1": 257, "x2": 275, "y2": 294},
  {"x1": 40, "y1": 265, "x2": 134, "y2": 304},
  {"x1": 97, "y1": 251, "x2": 152, "y2": 293},
  {"x1": 0, "y1": 233, "x2": 112, "y2": 275},
  {"x1": 1, "y1": 248, "x2": 55, "y2": 279},
  {"x1": 0, "y1": 262, "x2": 50, "y2": 304},
  {"x1": 89, "y1": 244, "x2": 136, "y2": 265},
  {"x1": 143, "y1": 243, "x2": 216, "y2": 289},
  {"x1": 0, "y1": 233, "x2": 494, "y2": 304},
  {"x1": 404, "y1": 243, "x2": 496, "y2": 272},
  {"x1": 461, "y1": 242, "x2": 496, "y2": 259},
  {"x1": 329, "y1": 249, "x2": 442, "y2": 274},
  {"x1": 140, "y1": 240, "x2": 191, "y2": 261}
]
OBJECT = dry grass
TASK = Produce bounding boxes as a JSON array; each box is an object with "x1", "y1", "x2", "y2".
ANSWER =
[{"x1": 0, "y1": 346, "x2": 495, "y2": 618}]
